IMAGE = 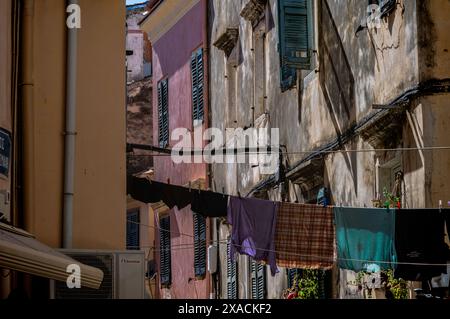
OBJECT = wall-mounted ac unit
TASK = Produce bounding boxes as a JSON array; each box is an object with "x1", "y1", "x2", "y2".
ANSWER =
[{"x1": 50, "y1": 250, "x2": 145, "y2": 299}]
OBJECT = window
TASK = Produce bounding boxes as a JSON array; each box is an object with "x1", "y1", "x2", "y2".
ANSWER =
[
  {"x1": 193, "y1": 212, "x2": 206, "y2": 278},
  {"x1": 157, "y1": 78, "x2": 169, "y2": 148},
  {"x1": 251, "y1": 260, "x2": 266, "y2": 299},
  {"x1": 278, "y1": 0, "x2": 313, "y2": 69},
  {"x1": 226, "y1": 239, "x2": 238, "y2": 299},
  {"x1": 126, "y1": 210, "x2": 140, "y2": 250},
  {"x1": 159, "y1": 216, "x2": 171, "y2": 287},
  {"x1": 191, "y1": 48, "x2": 204, "y2": 124},
  {"x1": 287, "y1": 268, "x2": 302, "y2": 289}
]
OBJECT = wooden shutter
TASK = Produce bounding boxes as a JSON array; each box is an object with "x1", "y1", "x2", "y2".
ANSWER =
[
  {"x1": 278, "y1": 0, "x2": 312, "y2": 70},
  {"x1": 157, "y1": 79, "x2": 169, "y2": 148},
  {"x1": 193, "y1": 213, "x2": 206, "y2": 278},
  {"x1": 159, "y1": 216, "x2": 171, "y2": 287},
  {"x1": 287, "y1": 268, "x2": 301, "y2": 289},
  {"x1": 226, "y1": 239, "x2": 238, "y2": 299},
  {"x1": 251, "y1": 260, "x2": 266, "y2": 299},
  {"x1": 280, "y1": 63, "x2": 297, "y2": 92},
  {"x1": 191, "y1": 48, "x2": 204, "y2": 123},
  {"x1": 126, "y1": 210, "x2": 140, "y2": 250}
]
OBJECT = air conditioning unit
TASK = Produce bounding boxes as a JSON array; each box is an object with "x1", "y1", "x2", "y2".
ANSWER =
[{"x1": 50, "y1": 250, "x2": 145, "y2": 299}]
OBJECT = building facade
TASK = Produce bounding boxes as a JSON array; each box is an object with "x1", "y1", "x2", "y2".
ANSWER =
[
  {"x1": 0, "y1": 0, "x2": 127, "y2": 298},
  {"x1": 141, "y1": 0, "x2": 211, "y2": 299},
  {"x1": 209, "y1": 0, "x2": 450, "y2": 299}
]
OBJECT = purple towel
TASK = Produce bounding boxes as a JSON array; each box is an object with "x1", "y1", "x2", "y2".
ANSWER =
[{"x1": 227, "y1": 196, "x2": 279, "y2": 276}]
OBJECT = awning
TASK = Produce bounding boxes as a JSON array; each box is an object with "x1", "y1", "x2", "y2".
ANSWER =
[{"x1": 0, "y1": 223, "x2": 103, "y2": 289}]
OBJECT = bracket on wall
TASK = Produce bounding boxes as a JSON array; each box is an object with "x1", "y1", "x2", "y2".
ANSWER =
[
  {"x1": 240, "y1": 0, "x2": 267, "y2": 27},
  {"x1": 213, "y1": 28, "x2": 239, "y2": 57}
]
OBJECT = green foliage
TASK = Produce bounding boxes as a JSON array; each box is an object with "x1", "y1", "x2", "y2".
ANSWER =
[
  {"x1": 292, "y1": 270, "x2": 320, "y2": 299},
  {"x1": 382, "y1": 187, "x2": 401, "y2": 208},
  {"x1": 384, "y1": 269, "x2": 408, "y2": 300}
]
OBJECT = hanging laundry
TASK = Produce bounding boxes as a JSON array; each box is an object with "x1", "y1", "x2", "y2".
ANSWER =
[
  {"x1": 334, "y1": 207, "x2": 397, "y2": 273},
  {"x1": 394, "y1": 209, "x2": 448, "y2": 281},
  {"x1": 227, "y1": 197, "x2": 279, "y2": 276},
  {"x1": 161, "y1": 184, "x2": 192, "y2": 210},
  {"x1": 127, "y1": 176, "x2": 164, "y2": 203},
  {"x1": 275, "y1": 203, "x2": 334, "y2": 270},
  {"x1": 191, "y1": 190, "x2": 229, "y2": 217}
]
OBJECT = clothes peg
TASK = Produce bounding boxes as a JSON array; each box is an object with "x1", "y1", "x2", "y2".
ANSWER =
[
  {"x1": 188, "y1": 181, "x2": 192, "y2": 192},
  {"x1": 198, "y1": 183, "x2": 201, "y2": 194},
  {"x1": 222, "y1": 187, "x2": 225, "y2": 198},
  {"x1": 237, "y1": 191, "x2": 242, "y2": 198},
  {"x1": 167, "y1": 178, "x2": 170, "y2": 185}
]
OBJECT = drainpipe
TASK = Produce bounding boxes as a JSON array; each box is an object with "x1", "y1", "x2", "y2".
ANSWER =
[
  {"x1": 21, "y1": 0, "x2": 35, "y2": 235},
  {"x1": 63, "y1": 0, "x2": 78, "y2": 249},
  {"x1": 202, "y1": 0, "x2": 214, "y2": 300}
]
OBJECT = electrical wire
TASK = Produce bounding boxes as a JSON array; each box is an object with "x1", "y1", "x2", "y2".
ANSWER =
[{"x1": 127, "y1": 145, "x2": 450, "y2": 156}]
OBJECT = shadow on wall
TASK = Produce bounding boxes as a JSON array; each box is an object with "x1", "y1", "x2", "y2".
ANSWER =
[{"x1": 319, "y1": 0, "x2": 357, "y2": 195}]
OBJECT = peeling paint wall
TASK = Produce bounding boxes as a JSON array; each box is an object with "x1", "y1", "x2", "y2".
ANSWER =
[{"x1": 209, "y1": 0, "x2": 450, "y2": 299}]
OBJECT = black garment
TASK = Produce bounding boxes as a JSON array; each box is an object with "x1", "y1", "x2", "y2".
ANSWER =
[
  {"x1": 128, "y1": 176, "x2": 192, "y2": 210},
  {"x1": 191, "y1": 190, "x2": 229, "y2": 217},
  {"x1": 446, "y1": 209, "x2": 450, "y2": 242},
  {"x1": 161, "y1": 184, "x2": 192, "y2": 210},
  {"x1": 395, "y1": 209, "x2": 447, "y2": 281},
  {"x1": 128, "y1": 176, "x2": 164, "y2": 203}
]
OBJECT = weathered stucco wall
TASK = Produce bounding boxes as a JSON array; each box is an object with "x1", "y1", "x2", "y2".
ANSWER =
[{"x1": 210, "y1": 0, "x2": 449, "y2": 299}]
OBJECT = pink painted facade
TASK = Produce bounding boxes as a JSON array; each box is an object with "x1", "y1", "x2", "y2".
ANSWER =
[{"x1": 151, "y1": 1, "x2": 210, "y2": 299}]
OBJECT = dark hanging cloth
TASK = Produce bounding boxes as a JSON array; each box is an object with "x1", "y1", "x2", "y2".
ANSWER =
[
  {"x1": 191, "y1": 190, "x2": 229, "y2": 217},
  {"x1": 127, "y1": 176, "x2": 164, "y2": 203},
  {"x1": 161, "y1": 184, "x2": 192, "y2": 210},
  {"x1": 395, "y1": 209, "x2": 448, "y2": 281},
  {"x1": 227, "y1": 196, "x2": 279, "y2": 276},
  {"x1": 446, "y1": 209, "x2": 450, "y2": 243},
  {"x1": 128, "y1": 176, "x2": 191, "y2": 210}
]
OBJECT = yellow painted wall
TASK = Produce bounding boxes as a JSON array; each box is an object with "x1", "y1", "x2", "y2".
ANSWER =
[{"x1": 22, "y1": 0, "x2": 126, "y2": 249}]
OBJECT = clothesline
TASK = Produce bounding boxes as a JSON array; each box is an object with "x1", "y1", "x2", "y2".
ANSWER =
[
  {"x1": 127, "y1": 145, "x2": 450, "y2": 156},
  {"x1": 127, "y1": 219, "x2": 450, "y2": 267},
  {"x1": 129, "y1": 176, "x2": 450, "y2": 208}
]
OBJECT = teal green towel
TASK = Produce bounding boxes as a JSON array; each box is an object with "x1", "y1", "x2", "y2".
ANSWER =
[{"x1": 334, "y1": 207, "x2": 397, "y2": 272}]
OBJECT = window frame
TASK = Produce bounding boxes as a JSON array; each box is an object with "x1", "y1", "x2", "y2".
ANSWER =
[
  {"x1": 191, "y1": 47, "x2": 205, "y2": 127},
  {"x1": 157, "y1": 78, "x2": 169, "y2": 148},
  {"x1": 126, "y1": 209, "x2": 140, "y2": 250},
  {"x1": 159, "y1": 216, "x2": 172, "y2": 288},
  {"x1": 193, "y1": 212, "x2": 207, "y2": 279}
]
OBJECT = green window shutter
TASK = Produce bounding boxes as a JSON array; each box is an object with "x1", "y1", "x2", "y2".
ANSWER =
[
  {"x1": 278, "y1": 0, "x2": 312, "y2": 70},
  {"x1": 193, "y1": 213, "x2": 206, "y2": 278},
  {"x1": 159, "y1": 216, "x2": 172, "y2": 287},
  {"x1": 126, "y1": 210, "x2": 140, "y2": 250},
  {"x1": 191, "y1": 48, "x2": 204, "y2": 123},
  {"x1": 226, "y1": 239, "x2": 238, "y2": 299},
  {"x1": 280, "y1": 63, "x2": 297, "y2": 92},
  {"x1": 287, "y1": 268, "x2": 302, "y2": 289},
  {"x1": 251, "y1": 260, "x2": 266, "y2": 299},
  {"x1": 158, "y1": 79, "x2": 169, "y2": 148}
]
